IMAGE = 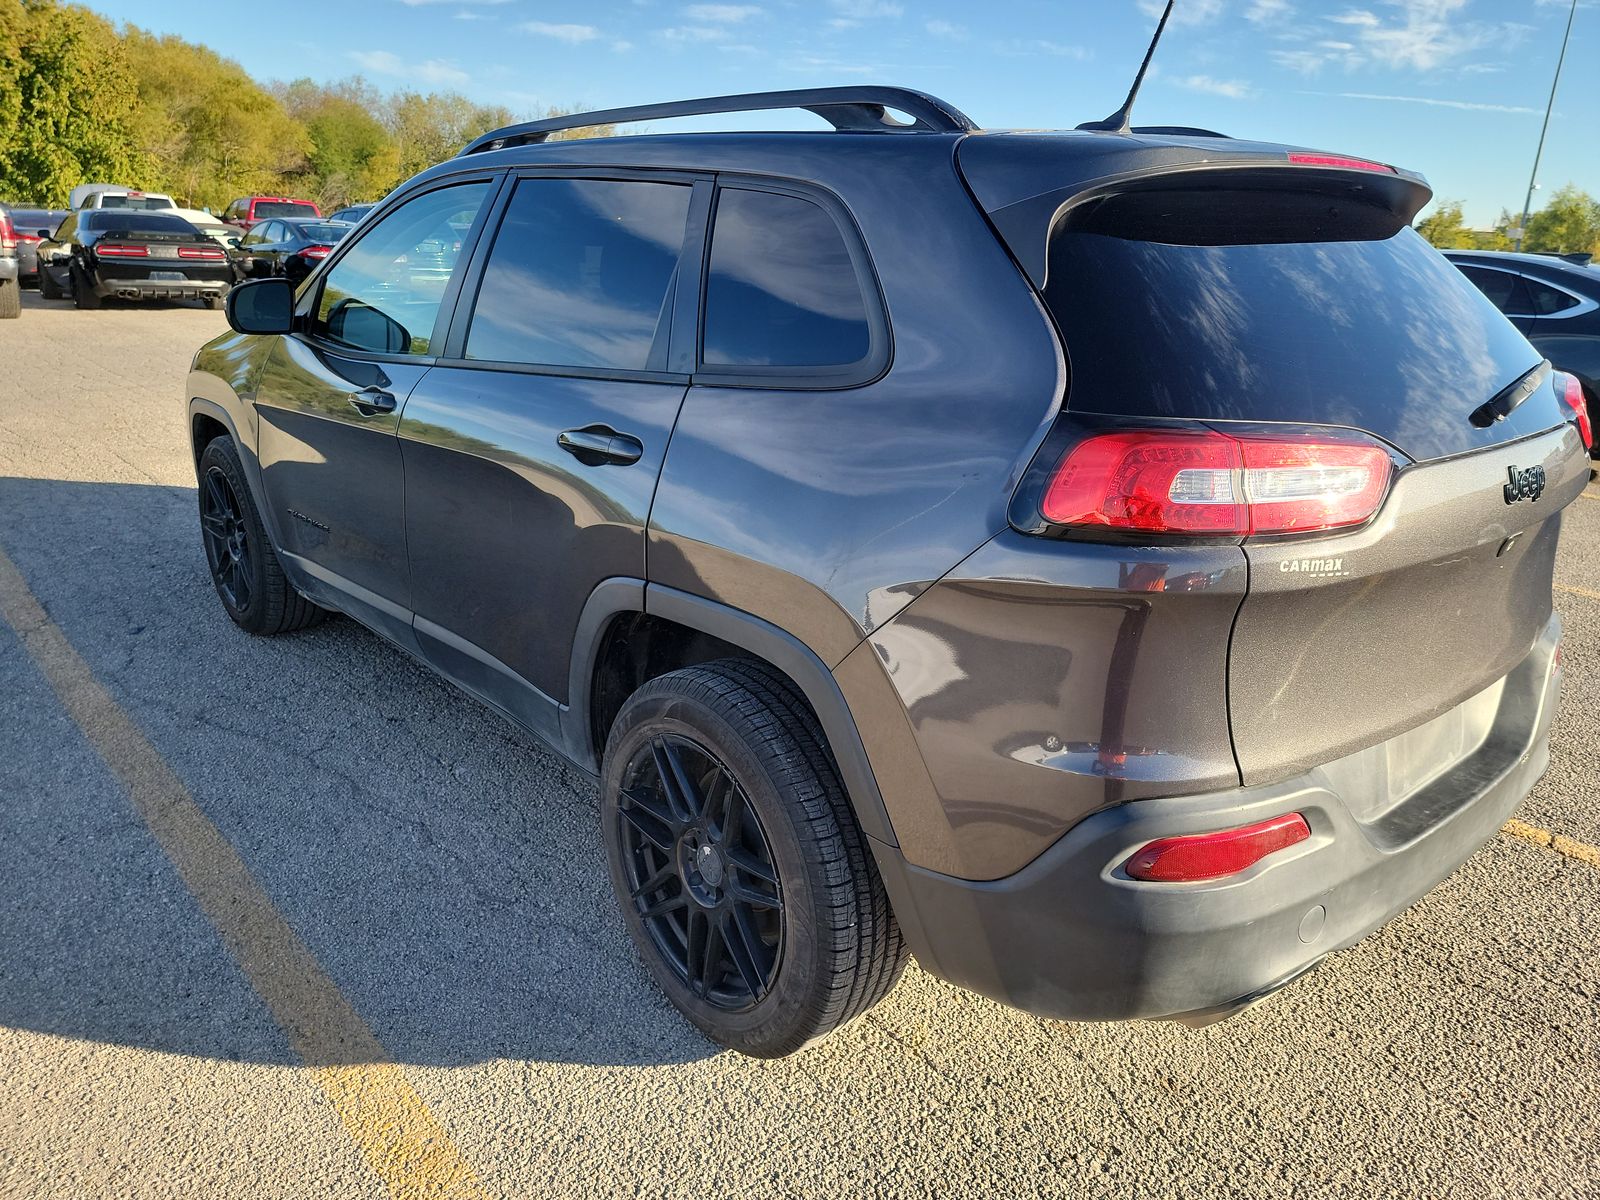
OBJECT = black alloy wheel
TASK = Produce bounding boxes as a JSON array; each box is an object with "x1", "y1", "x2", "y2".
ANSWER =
[
  {"x1": 200, "y1": 464, "x2": 253, "y2": 612},
  {"x1": 617, "y1": 733, "x2": 784, "y2": 1009}
]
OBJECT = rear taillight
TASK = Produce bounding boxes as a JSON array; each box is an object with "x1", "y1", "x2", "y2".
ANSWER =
[
  {"x1": 1125, "y1": 813, "x2": 1311, "y2": 883},
  {"x1": 178, "y1": 245, "x2": 225, "y2": 260},
  {"x1": 1288, "y1": 151, "x2": 1395, "y2": 174},
  {"x1": 301, "y1": 245, "x2": 333, "y2": 260},
  {"x1": 1555, "y1": 371, "x2": 1593, "y2": 450},
  {"x1": 95, "y1": 242, "x2": 149, "y2": 257},
  {"x1": 0, "y1": 214, "x2": 14, "y2": 250},
  {"x1": 1038, "y1": 428, "x2": 1394, "y2": 537},
  {"x1": 17, "y1": 233, "x2": 39, "y2": 244}
]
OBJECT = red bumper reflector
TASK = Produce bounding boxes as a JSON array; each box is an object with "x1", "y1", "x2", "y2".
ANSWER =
[{"x1": 1125, "y1": 813, "x2": 1311, "y2": 882}]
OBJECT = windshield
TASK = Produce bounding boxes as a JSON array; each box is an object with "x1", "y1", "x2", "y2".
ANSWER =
[
  {"x1": 255, "y1": 201, "x2": 318, "y2": 219},
  {"x1": 98, "y1": 195, "x2": 174, "y2": 210}
]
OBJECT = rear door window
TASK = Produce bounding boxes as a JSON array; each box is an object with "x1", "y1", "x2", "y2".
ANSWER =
[
  {"x1": 1458, "y1": 265, "x2": 1533, "y2": 315},
  {"x1": 464, "y1": 177, "x2": 691, "y2": 371},
  {"x1": 700, "y1": 187, "x2": 872, "y2": 370}
]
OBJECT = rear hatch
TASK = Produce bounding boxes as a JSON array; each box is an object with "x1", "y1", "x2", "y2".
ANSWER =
[{"x1": 964, "y1": 137, "x2": 1589, "y2": 786}]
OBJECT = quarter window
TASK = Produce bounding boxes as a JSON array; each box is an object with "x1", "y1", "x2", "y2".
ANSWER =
[
  {"x1": 1525, "y1": 277, "x2": 1581, "y2": 316},
  {"x1": 465, "y1": 177, "x2": 691, "y2": 371},
  {"x1": 701, "y1": 188, "x2": 872, "y2": 370},
  {"x1": 1458, "y1": 265, "x2": 1531, "y2": 314},
  {"x1": 313, "y1": 181, "x2": 489, "y2": 356}
]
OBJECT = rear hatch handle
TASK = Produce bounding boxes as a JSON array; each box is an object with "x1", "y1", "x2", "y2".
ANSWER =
[{"x1": 1471, "y1": 362, "x2": 1549, "y2": 428}]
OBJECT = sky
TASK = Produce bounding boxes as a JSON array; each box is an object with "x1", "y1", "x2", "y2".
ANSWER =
[{"x1": 86, "y1": 0, "x2": 1596, "y2": 227}]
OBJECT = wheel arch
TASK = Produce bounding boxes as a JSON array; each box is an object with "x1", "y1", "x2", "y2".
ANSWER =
[{"x1": 564, "y1": 580, "x2": 898, "y2": 847}]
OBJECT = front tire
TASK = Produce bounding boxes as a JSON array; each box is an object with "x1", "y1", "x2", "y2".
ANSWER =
[
  {"x1": 601, "y1": 660, "x2": 907, "y2": 1056},
  {"x1": 197, "y1": 436, "x2": 326, "y2": 635}
]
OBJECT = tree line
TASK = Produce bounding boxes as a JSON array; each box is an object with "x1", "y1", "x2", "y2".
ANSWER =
[
  {"x1": 1416, "y1": 186, "x2": 1600, "y2": 257},
  {"x1": 0, "y1": 0, "x2": 606, "y2": 212}
]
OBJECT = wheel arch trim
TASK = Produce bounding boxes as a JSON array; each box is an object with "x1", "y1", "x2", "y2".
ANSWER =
[{"x1": 562, "y1": 579, "x2": 898, "y2": 847}]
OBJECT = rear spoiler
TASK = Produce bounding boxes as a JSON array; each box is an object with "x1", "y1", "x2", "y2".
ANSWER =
[{"x1": 957, "y1": 135, "x2": 1432, "y2": 290}]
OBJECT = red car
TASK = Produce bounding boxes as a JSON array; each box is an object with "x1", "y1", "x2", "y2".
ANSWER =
[{"x1": 221, "y1": 196, "x2": 321, "y2": 231}]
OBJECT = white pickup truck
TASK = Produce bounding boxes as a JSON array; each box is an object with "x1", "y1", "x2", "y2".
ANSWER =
[{"x1": 69, "y1": 184, "x2": 177, "y2": 212}]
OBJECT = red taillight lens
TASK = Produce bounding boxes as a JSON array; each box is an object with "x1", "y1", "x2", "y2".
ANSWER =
[
  {"x1": 1288, "y1": 151, "x2": 1395, "y2": 174},
  {"x1": 301, "y1": 245, "x2": 332, "y2": 259},
  {"x1": 95, "y1": 242, "x2": 149, "y2": 257},
  {"x1": 0, "y1": 215, "x2": 14, "y2": 250},
  {"x1": 1125, "y1": 813, "x2": 1311, "y2": 883},
  {"x1": 1555, "y1": 371, "x2": 1593, "y2": 450},
  {"x1": 1040, "y1": 428, "x2": 1393, "y2": 537},
  {"x1": 178, "y1": 245, "x2": 225, "y2": 260},
  {"x1": 17, "y1": 233, "x2": 39, "y2": 244}
]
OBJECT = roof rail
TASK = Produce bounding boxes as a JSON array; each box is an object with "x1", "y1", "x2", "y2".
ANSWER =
[{"x1": 458, "y1": 86, "x2": 978, "y2": 156}]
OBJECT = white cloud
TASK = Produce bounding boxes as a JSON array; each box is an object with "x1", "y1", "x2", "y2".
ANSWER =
[
  {"x1": 348, "y1": 50, "x2": 469, "y2": 84},
  {"x1": 659, "y1": 24, "x2": 730, "y2": 41},
  {"x1": 1328, "y1": 8, "x2": 1380, "y2": 26},
  {"x1": 1175, "y1": 74, "x2": 1256, "y2": 99},
  {"x1": 1247, "y1": 0, "x2": 1291, "y2": 21},
  {"x1": 395, "y1": 0, "x2": 507, "y2": 6},
  {"x1": 1000, "y1": 38, "x2": 1092, "y2": 60},
  {"x1": 1274, "y1": 0, "x2": 1523, "y2": 74},
  {"x1": 1317, "y1": 90, "x2": 1540, "y2": 114},
  {"x1": 521, "y1": 21, "x2": 602, "y2": 42},
  {"x1": 1138, "y1": 0, "x2": 1223, "y2": 24},
  {"x1": 828, "y1": 0, "x2": 902, "y2": 18},
  {"x1": 612, "y1": 39, "x2": 635, "y2": 51},
  {"x1": 925, "y1": 18, "x2": 966, "y2": 38},
  {"x1": 682, "y1": 3, "x2": 759, "y2": 20}
]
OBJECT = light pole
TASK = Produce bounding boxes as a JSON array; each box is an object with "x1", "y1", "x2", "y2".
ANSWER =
[{"x1": 1516, "y1": 0, "x2": 1579, "y2": 251}]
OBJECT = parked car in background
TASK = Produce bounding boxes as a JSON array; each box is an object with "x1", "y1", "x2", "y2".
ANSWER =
[
  {"x1": 38, "y1": 210, "x2": 231, "y2": 309},
  {"x1": 235, "y1": 218, "x2": 352, "y2": 285},
  {"x1": 0, "y1": 204, "x2": 20, "y2": 318},
  {"x1": 0, "y1": 206, "x2": 70, "y2": 287},
  {"x1": 75, "y1": 187, "x2": 178, "y2": 212},
  {"x1": 1446, "y1": 250, "x2": 1600, "y2": 456},
  {"x1": 221, "y1": 196, "x2": 321, "y2": 232},
  {"x1": 192, "y1": 87, "x2": 1590, "y2": 1057},
  {"x1": 170, "y1": 207, "x2": 243, "y2": 249},
  {"x1": 326, "y1": 204, "x2": 375, "y2": 224}
]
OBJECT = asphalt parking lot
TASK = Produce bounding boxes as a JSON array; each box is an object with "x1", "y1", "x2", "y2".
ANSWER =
[{"x1": 1, "y1": 287, "x2": 1598, "y2": 1200}]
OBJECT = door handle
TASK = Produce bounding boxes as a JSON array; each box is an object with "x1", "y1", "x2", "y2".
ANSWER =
[
  {"x1": 558, "y1": 426, "x2": 644, "y2": 466},
  {"x1": 347, "y1": 387, "x2": 396, "y2": 416}
]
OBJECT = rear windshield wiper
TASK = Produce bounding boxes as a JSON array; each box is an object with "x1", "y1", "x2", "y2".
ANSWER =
[{"x1": 1470, "y1": 362, "x2": 1549, "y2": 428}]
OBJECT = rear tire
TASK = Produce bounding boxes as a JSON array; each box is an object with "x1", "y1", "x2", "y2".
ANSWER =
[
  {"x1": 69, "y1": 264, "x2": 101, "y2": 310},
  {"x1": 0, "y1": 279, "x2": 18, "y2": 319},
  {"x1": 197, "y1": 436, "x2": 327, "y2": 635},
  {"x1": 601, "y1": 659, "x2": 907, "y2": 1056}
]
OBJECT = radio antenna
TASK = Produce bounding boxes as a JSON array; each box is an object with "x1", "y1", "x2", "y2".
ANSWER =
[{"x1": 1077, "y1": 0, "x2": 1176, "y2": 133}]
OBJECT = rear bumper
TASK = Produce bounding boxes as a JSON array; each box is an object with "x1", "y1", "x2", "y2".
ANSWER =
[
  {"x1": 94, "y1": 276, "x2": 229, "y2": 300},
  {"x1": 871, "y1": 614, "x2": 1562, "y2": 1023}
]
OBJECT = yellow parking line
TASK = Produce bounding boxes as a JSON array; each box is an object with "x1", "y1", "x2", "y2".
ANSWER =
[
  {"x1": 1555, "y1": 582, "x2": 1600, "y2": 602},
  {"x1": 0, "y1": 546, "x2": 488, "y2": 1200},
  {"x1": 1502, "y1": 818, "x2": 1600, "y2": 869}
]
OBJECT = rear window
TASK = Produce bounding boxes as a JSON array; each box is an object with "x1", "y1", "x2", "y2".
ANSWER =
[
  {"x1": 298, "y1": 222, "x2": 352, "y2": 242},
  {"x1": 254, "y1": 201, "x2": 318, "y2": 219},
  {"x1": 84, "y1": 212, "x2": 197, "y2": 236},
  {"x1": 98, "y1": 195, "x2": 173, "y2": 210},
  {"x1": 1044, "y1": 221, "x2": 1546, "y2": 462}
]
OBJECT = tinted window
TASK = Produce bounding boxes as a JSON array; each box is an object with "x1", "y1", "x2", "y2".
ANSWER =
[
  {"x1": 1525, "y1": 277, "x2": 1581, "y2": 316},
  {"x1": 297, "y1": 222, "x2": 351, "y2": 243},
  {"x1": 254, "y1": 201, "x2": 318, "y2": 219},
  {"x1": 701, "y1": 188, "x2": 871, "y2": 369},
  {"x1": 465, "y1": 178, "x2": 689, "y2": 371},
  {"x1": 1458, "y1": 265, "x2": 1529, "y2": 313},
  {"x1": 83, "y1": 212, "x2": 196, "y2": 235},
  {"x1": 98, "y1": 194, "x2": 172, "y2": 210},
  {"x1": 1043, "y1": 226, "x2": 1545, "y2": 462},
  {"x1": 315, "y1": 181, "x2": 489, "y2": 356}
]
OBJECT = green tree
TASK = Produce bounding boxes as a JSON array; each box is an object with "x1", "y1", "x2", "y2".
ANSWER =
[
  {"x1": 0, "y1": 0, "x2": 149, "y2": 205},
  {"x1": 276, "y1": 77, "x2": 399, "y2": 207},
  {"x1": 121, "y1": 27, "x2": 309, "y2": 210},
  {"x1": 1415, "y1": 200, "x2": 1476, "y2": 249},
  {"x1": 1522, "y1": 184, "x2": 1600, "y2": 256}
]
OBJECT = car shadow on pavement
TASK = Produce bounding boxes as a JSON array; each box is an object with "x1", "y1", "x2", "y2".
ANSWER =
[{"x1": 0, "y1": 476, "x2": 719, "y2": 1069}]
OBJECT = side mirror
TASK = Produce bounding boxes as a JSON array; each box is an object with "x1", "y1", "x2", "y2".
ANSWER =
[
  {"x1": 36, "y1": 229, "x2": 51, "y2": 239},
  {"x1": 326, "y1": 297, "x2": 410, "y2": 354},
  {"x1": 225, "y1": 277, "x2": 295, "y2": 335}
]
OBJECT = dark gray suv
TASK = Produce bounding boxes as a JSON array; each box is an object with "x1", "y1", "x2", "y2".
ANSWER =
[{"x1": 187, "y1": 87, "x2": 1589, "y2": 1056}]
